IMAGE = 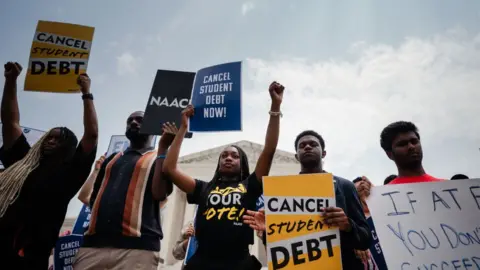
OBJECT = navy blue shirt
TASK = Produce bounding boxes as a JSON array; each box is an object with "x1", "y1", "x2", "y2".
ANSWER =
[{"x1": 83, "y1": 147, "x2": 172, "y2": 251}]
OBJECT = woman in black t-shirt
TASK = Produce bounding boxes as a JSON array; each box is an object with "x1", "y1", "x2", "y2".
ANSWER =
[{"x1": 163, "y1": 81, "x2": 284, "y2": 270}]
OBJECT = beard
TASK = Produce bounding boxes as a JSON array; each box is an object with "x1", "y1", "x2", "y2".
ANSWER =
[{"x1": 125, "y1": 128, "x2": 150, "y2": 146}]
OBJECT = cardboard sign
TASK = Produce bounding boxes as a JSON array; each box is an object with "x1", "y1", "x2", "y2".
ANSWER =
[
  {"x1": 72, "y1": 205, "x2": 91, "y2": 235},
  {"x1": 256, "y1": 195, "x2": 265, "y2": 210},
  {"x1": 53, "y1": 235, "x2": 83, "y2": 270},
  {"x1": 141, "y1": 70, "x2": 194, "y2": 138},
  {"x1": 366, "y1": 217, "x2": 388, "y2": 270},
  {"x1": 263, "y1": 174, "x2": 342, "y2": 270},
  {"x1": 0, "y1": 123, "x2": 46, "y2": 169},
  {"x1": 189, "y1": 61, "x2": 242, "y2": 132},
  {"x1": 367, "y1": 179, "x2": 480, "y2": 269},
  {"x1": 25, "y1": 20, "x2": 95, "y2": 93},
  {"x1": 184, "y1": 206, "x2": 199, "y2": 266},
  {"x1": 106, "y1": 135, "x2": 157, "y2": 157}
]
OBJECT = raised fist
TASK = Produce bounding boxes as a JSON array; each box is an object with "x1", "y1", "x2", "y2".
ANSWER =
[
  {"x1": 4, "y1": 62, "x2": 23, "y2": 80},
  {"x1": 269, "y1": 81, "x2": 284, "y2": 107},
  {"x1": 77, "y1": 73, "x2": 91, "y2": 94}
]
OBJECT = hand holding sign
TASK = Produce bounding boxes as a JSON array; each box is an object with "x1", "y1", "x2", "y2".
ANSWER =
[
  {"x1": 322, "y1": 206, "x2": 352, "y2": 232},
  {"x1": 77, "y1": 74, "x2": 91, "y2": 94},
  {"x1": 4, "y1": 62, "x2": 22, "y2": 80},
  {"x1": 269, "y1": 81, "x2": 284, "y2": 109},
  {"x1": 357, "y1": 179, "x2": 372, "y2": 198},
  {"x1": 181, "y1": 105, "x2": 194, "y2": 129},
  {"x1": 159, "y1": 122, "x2": 178, "y2": 148},
  {"x1": 185, "y1": 223, "x2": 195, "y2": 237}
]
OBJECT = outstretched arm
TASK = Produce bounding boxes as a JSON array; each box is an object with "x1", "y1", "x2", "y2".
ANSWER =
[
  {"x1": 1, "y1": 62, "x2": 23, "y2": 150},
  {"x1": 77, "y1": 74, "x2": 98, "y2": 154},
  {"x1": 151, "y1": 122, "x2": 177, "y2": 201},
  {"x1": 254, "y1": 82, "x2": 284, "y2": 181},
  {"x1": 163, "y1": 106, "x2": 196, "y2": 194},
  {"x1": 78, "y1": 155, "x2": 105, "y2": 205}
]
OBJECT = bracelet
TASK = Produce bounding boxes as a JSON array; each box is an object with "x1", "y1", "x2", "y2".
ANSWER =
[
  {"x1": 269, "y1": 111, "x2": 282, "y2": 117},
  {"x1": 157, "y1": 155, "x2": 166, "y2": 159},
  {"x1": 82, "y1": 93, "x2": 93, "y2": 100}
]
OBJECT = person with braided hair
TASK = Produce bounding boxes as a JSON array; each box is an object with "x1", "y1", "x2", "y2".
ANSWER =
[{"x1": 0, "y1": 62, "x2": 98, "y2": 269}]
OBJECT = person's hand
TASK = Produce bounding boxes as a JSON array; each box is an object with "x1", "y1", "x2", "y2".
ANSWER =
[
  {"x1": 185, "y1": 224, "x2": 195, "y2": 237},
  {"x1": 242, "y1": 209, "x2": 266, "y2": 231},
  {"x1": 59, "y1": 230, "x2": 71, "y2": 237},
  {"x1": 269, "y1": 81, "x2": 284, "y2": 108},
  {"x1": 159, "y1": 122, "x2": 178, "y2": 149},
  {"x1": 94, "y1": 155, "x2": 106, "y2": 171},
  {"x1": 357, "y1": 176, "x2": 372, "y2": 198},
  {"x1": 77, "y1": 73, "x2": 91, "y2": 94},
  {"x1": 4, "y1": 62, "x2": 22, "y2": 80},
  {"x1": 355, "y1": 249, "x2": 370, "y2": 263},
  {"x1": 181, "y1": 105, "x2": 194, "y2": 129},
  {"x1": 322, "y1": 207, "x2": 352, "y2": 232}
]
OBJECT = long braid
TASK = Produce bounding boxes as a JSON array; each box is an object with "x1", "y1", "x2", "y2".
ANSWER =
[
  {"x1": 0, "y1": 126, "x2": 77, "y2": 218},
  {"x1": 0, "y1": 132, "x2": 49, "y2": 218}
]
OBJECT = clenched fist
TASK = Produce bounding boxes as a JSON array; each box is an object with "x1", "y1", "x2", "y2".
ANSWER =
[
  {"x1": 269, "y1": 81, "x2": 284, "y2": 108},
  {"x1": 77, "y1": 73, "x2": 91, "y2": 94},
  {"x1": 4, "y1": 62, "x2": 22, "y2": 80}
]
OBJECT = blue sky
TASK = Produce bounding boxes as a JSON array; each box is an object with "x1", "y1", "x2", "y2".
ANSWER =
[{"x1": 1, "y1": 0, "x2": 480, "y2": 217}]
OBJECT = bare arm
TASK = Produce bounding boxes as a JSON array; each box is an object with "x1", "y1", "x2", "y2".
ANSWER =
[
  {"x1": 254, "y1": 82, "x2": 284, "y2": 182},
  {"x1": 77, "y1": 74, "x2": 98, "y2": 153},
  {"x1": 1, "y1": 62, "x2": 23, "y2": 149},
  {"x1": 152, "y1": 123, "x2": 177, "y2": 200},
  {"x1": 163, "y1": 106, "x2": 196, "y2": 194},
  {"x1": 78, "y1": 155, "x2": 104, "y2": 205}
]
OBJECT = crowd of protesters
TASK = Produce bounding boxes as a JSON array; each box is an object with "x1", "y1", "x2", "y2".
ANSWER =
[{"x1": 0, "y1": 61, "x2": 473, "y2": 270}]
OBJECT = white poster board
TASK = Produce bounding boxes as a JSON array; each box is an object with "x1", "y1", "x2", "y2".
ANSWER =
[
  {"x1": 105, "y1": 135, "x2": 157, "y2": 157},
  {"x1": 0, "y1": 123, "x2": 46, "y2": 169},
  {"x1": 367, "y1": 179, "x2": 480, "y2": 269}
]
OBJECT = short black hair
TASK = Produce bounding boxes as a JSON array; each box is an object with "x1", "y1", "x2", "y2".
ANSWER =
[
  {"x1": 380, "y1": 121, "x2": 420, "y2": 152},
  {"x1": 295, "y1": 130, "x2": 325, "y2": 151},
  {"x1": 450, "y1": 174, "x2": 469, "y2": 180},
  {"x1": 383, "y1": 174, "x2": 397, "y2": 185}
]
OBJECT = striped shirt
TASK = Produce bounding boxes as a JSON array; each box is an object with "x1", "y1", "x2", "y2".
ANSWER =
[{"x1": 82, "y1": 147, "x2": 167, "y2": 251}]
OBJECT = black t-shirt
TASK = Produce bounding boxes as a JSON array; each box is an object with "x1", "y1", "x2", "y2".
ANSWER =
[
  {"x1": 187, "y1": 173, "x2": 263, "y2": 259},
  {"x1": 0, "y1": 133, "x2": 96, "y2": 267}
]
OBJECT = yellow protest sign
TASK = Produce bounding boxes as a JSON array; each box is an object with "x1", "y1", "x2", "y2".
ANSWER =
[
  {"x1": 263, "y1": 173, "x2": 342, "y2": 270},
  {"x1": 24, "y1": 20, "x2": 95, "y2": 93}
]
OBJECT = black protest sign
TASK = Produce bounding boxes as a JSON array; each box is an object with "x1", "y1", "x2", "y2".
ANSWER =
[{"x1": 141, "y1": 70, "x2": 194, "y2": 138}]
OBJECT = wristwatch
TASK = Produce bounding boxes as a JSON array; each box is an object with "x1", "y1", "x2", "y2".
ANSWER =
[{"x1": 82, "y1": 93, "x2": 94, "y2": 100}]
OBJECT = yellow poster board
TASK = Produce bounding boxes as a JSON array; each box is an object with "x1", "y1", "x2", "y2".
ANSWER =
[
  {"x1": 24, "y1": 20, "x2": 95, "y2": 93},
  {"x1": 263, "y1": 173, "x2": 342, "y2": 270}
]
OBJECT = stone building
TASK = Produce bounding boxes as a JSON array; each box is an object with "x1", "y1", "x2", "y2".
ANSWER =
[{"x1": 62, "y1": 140, "x2": 300, "y2": 269}]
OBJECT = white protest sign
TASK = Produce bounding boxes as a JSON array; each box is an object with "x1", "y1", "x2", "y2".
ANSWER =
[
  {"x1": 0, "y1": 123, "x2": 46, "y2": 169},
  {"x1": 106, "y1": 135, "x2": 157, "y2": 157},
  {"x1": 367, "y1": 179, "x2": 480, "y2": 269}
]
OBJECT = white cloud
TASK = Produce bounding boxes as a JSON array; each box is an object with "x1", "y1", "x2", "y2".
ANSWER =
[
  {"x1": 241, "y1": 1, "x2": 255, "y2": 16},
  {"x1": 239, "y1": 28, "x2": 480, "y2": 184},
  {"x1": 116, "y1": 52, "x2": 141, "y2": 76}
]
